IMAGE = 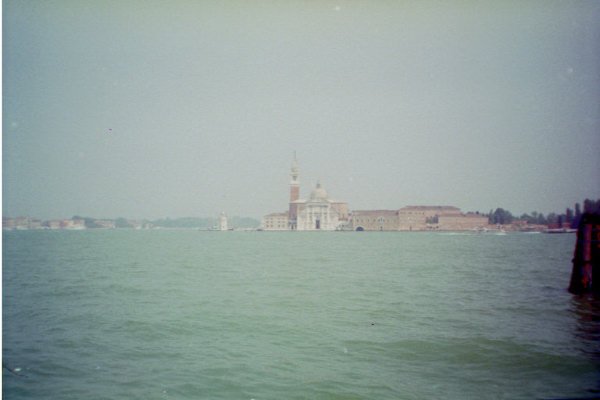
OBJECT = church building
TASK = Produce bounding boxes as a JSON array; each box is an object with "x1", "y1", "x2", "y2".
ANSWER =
[{"x1": 262, "y1": 156, "x2": 348, "y2": 231}]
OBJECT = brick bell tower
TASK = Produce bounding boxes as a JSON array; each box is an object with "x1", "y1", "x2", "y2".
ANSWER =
[{"x1": 288, "y1": 152, "x2": 300, "y2": 230}]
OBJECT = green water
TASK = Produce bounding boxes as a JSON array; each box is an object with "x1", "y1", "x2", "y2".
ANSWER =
[{"x1": 3, "y1": 230, "x2": 599, "y2": 399}]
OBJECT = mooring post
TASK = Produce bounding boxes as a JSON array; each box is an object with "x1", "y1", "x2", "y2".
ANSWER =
[{"x1": 569, "y1": 213, "x2": 600, "y2": 295}]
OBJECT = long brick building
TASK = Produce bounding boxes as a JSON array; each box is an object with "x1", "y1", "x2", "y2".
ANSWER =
[{"x1": 351, "y1": 207, "x2": 488, "y2": 231}]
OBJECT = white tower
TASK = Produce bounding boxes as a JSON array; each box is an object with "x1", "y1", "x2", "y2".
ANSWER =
[{"x1": 219, "y1": 212, "x2": 228, "y2": 231}]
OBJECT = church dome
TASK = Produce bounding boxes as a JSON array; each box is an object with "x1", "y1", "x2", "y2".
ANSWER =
[{"x1": 310, "y1": 182, "x2": 328, "y2": 201}]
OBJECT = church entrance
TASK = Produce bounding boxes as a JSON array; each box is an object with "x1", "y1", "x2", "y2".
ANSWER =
[{"x1": 315, "y1": 219, "x2": 321, "y2": 229}]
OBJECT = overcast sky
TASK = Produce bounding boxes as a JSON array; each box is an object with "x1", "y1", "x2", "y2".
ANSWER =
[{"x1": 4, "y1": 1, "x2": 600, "y2": 220}]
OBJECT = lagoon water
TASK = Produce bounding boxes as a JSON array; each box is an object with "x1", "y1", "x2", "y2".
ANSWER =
[{"x1": 3, "y1": 230, "x2": 599, "y2": 399}]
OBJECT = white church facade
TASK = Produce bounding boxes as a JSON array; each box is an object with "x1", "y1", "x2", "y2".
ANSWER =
[{"x1": 294, "y1": 182, "x2": 349, "y2": 231}]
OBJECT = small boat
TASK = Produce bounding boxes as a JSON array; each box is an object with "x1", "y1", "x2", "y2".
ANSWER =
[{"x1": 544, "y1": 228, "x2": 577, "y2": 234}]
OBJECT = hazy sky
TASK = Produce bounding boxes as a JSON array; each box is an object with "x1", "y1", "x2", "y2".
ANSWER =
[{"x1": 4, "y1": 1, "x2": 600, "y2": 220}]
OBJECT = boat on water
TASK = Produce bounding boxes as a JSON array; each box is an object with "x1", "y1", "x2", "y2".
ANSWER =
[{"x1": 544, "y1": 228, "x2": 577, "y2": 234}]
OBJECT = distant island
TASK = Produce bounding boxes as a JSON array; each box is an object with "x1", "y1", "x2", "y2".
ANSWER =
[
  {"x1": 2, "y1": 216, "x2": 261, "y2": 231},
  {"x1": 4, "y1": 190, "x2": 599, "y2": 234},
  {"x1": 4, "y1": 198, "x2": 599, "y2": 233},
  {"x1": 261, "y1": 156, "x2": 600, "y2": 232}
]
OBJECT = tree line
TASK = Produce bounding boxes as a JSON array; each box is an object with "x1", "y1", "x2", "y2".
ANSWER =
[{"x1": 488, "y1": 198, "x2": 600, "y2": 227}]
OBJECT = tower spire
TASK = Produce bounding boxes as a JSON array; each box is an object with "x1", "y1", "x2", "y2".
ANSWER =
[
  {"x1": 290, "y1": 151, "x2": 299, "y2": 184},
  {"x1": 288, "y1": 152, "x2": 300, "y2": 230}
]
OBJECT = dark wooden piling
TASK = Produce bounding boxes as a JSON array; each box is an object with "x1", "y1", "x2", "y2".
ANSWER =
[{"x1": 569, "y1": 213, "x2": 600, "y2": 295}]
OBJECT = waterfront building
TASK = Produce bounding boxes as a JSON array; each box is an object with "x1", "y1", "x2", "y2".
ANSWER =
[
  {"x1": 3, "y1": 217, "x2": 44, "y2": 230},
  {"x1": 61, "y1": 218, "x2": 86, "y2": 230},
  {"x1": 350, "y1": 206, "x2": 488, "y2": 231},
  {"x1": 262, "y1": 212, "x2": 289, "y2": 230},
  {"x1": 45, "y1": 220, "x2": 63, "y2": 230},
  {"x1": 437, "y1": 212, "x2": 489, "y2": 231},
  {"x1": 219, "y1": 212, "x2": 228, "y2": 231},
  {"x1": 93, "y1": 219, "x2": 116, "y2": 229},
  {"x1": 397, "y1": 206, "x2": 461, "y2": 231},
  {"x1": 350, "y1": 210, "x2": 400, "y2": 231},
  {"x1": 294, "y1": 182, "x2": 345, "y2": 231},
  {"x1": 262, "y1": 156, "x2": 349, "y2": 231}
]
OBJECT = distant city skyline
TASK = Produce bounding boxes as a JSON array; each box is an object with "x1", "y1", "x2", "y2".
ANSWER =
[{"x1": 4, "y1": 2, "x2": 600, "y2": 220}]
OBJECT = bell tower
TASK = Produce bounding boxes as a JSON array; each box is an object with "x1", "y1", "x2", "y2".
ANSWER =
[{"x1": 288, "y1": 152, "x2": 300, "y2": 230}]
